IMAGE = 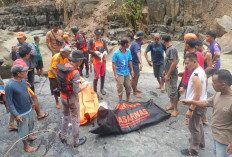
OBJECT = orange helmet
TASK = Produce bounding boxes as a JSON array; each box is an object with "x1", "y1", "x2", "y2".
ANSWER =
[
  {"x1": 16, "y1": 32, "x2": 26, "y2": 38},
  {"x1": 184, "y1": 33, "x2": 197, "y2": 40},
  {"x1": 63, "y1": 34, "x2": 69, "y2": 38}
]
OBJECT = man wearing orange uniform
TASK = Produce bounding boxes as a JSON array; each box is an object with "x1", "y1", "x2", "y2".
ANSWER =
[
  {"x1": 88, "y1": 27, "x2": 108, "y2": 98},
  {"x1": 48, "y1": 45, "x2": 71, "y2": 109},
  {"x1": 58, "y1": 50, "x2": 87, "y2": 147},
  {"x1": 71, "y1": 26, "x2": 89, "y2": 78}
]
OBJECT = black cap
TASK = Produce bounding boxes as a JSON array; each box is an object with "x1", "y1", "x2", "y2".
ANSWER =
[
  {"x1": 134, "y1": 31, "x2": 144, "y2": 39},
  {"x1": 68, "y1": 50, "x2": 86, "y2": 61},
  {"x1": 94, "y1": 27, "x2": 104, "y2": 35}
]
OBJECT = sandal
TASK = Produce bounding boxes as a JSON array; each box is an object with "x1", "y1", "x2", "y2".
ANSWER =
[
  {"x1": 181, "y1": 149, "x2": 199, "y2": 156},
  {"x1": 74, "y1": 136, "x2": 87, "y2": 148},
  {"x1": 37, "y1": 112, "x2": 49, "y2": 120}
]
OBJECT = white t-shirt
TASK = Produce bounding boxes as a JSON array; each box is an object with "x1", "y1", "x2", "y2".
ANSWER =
[{"x1": 186, "y1": 66, "x2": 207, "y2": 101}]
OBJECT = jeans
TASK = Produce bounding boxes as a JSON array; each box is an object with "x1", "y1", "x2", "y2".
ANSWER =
[{"x1": 214, "y1": 139, "x2": 232, "y2": 157}]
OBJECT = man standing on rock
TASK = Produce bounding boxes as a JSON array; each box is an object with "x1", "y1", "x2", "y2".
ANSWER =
[
  {"x1": 11, "y1": 32, "x2": 37, "y2": 92},
  {"x1": 5, "y1": 64, "x2": 37, "y2": 153},
  {"x1": 48, "y1": 45, "x2": 71, "y2": 109},
  {"x1": 58, "y1": 50, "x2": 87, "y2": 148},
  {"x1": 180, "y1": 53, "x2": 207, "y2": 156},
  {"x1": 162, "y1": 34, "x2": 179, "y2": 117},
  {"x1": 112, "y1": 38, "x2": 134, "y2": 102},
  {"x1": 144, "y1": 33, "x2": 166, "y2": 93},
  {"x1": 88, "y1": 27, "x2": 108, "y2": 98},
  {"x1": 130, "y1": 31, "x2": 151, "y2": 98},
  {"x1": 206, "y1": 31, "x2": 221, "y2": 77},
  {"x1": 180, "y1": 69, "x2": 232, "y2": 157},
  {"x1": 46, "y1": 21, "x2": 64, "y2": 56},
  {"x1": 71, "y1": 26, "x2": 89, "y2": 78}
]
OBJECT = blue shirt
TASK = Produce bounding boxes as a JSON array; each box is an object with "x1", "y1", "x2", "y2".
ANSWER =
[
  {"x1": 146, "y1": 41, "x2": 166, "y2": 65},
  {"x1": 5, "y1": 79, "x2": 33, "y2": 117},
  {"x1": 112, "y1": 48, "x2": 132, "y2": 76},
  {"x1": 208, "y1": 41, "x2": 221, "y2": 70},
  {"x1": 130, "y1": 40, "x2": 143, "y2": 65},
  {"x1": 32, "y1": 42, "x2": 42, "y2": 61}
]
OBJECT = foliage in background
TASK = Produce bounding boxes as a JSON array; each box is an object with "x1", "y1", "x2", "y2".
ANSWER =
[{"x1": 121, "y1": 0, "x2": 143, "y2": 32}]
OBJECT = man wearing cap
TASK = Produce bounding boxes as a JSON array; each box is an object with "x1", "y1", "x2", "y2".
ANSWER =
[
  {"x1": 58, "y1": 50, "x2": 87, "y2": 147},
  {"x1": 130, "y1": 31, "x2": 151, "y2": 98},
  {"x1": 5, "y1": 64, "x2": 37, "y2": 153},
  {"x1": 46, "y1": 21, "x2": 64, "y2": 56},
  {"x1": 48, "y1": 45, "x2": 71, "y2": 109},
  {"x1": 71, "y1": 26, "x2": 89, "y2": 78},
  {"x1": 88, "y1": 27, "x2": 108, "y2": 98},
  {"x1": 11, "y1": 32, "x2": 37, "y2": 92}
]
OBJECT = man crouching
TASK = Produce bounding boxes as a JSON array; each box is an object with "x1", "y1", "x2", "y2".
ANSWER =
[{"x1": 57, "y1": 50, "x2": 87, "y2": 147}]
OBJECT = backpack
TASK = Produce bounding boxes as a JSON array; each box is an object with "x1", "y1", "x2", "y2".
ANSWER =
[{"x1": 57, "y1": 64, "x2": 76, "y2": 96}]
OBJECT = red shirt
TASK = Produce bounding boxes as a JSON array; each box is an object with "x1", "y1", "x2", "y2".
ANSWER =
[{"x1": 182, "y1": 51, "x2": 204, "y2": 88}]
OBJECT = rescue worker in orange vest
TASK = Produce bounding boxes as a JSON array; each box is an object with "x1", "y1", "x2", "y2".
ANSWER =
[
  {"x1": 71, "y1": 26, "x2": 89, "y2": 78},
  {"x1": 88, "y1": 27, "x2": 108, "y2": 98},
  {"x1": 58, "y1": 50, "x2": 88, "y2": 147}
]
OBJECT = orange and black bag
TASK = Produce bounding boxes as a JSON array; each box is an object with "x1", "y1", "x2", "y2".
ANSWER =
[{"x1": 90, "y1": 99, "x2": 170, "y2": 135}]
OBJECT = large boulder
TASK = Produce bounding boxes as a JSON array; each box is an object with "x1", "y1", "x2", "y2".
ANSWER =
[
  {"x1": 213, "y1": 15, "x2": 232, "y2": 37},
  {"x1": 0, "y1": 29, "x2": 51, "y2": 79},
  {"x1": 217, "y1": 31, "x2": 232, "y2": 54},
  {"x1": 107, "y1": 28, "x2": 133, "y2": 41}
]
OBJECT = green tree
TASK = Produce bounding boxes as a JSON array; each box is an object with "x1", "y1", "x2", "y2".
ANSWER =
[{"x1": 121, "y1": 0, "x2": 143, "y2": 31}]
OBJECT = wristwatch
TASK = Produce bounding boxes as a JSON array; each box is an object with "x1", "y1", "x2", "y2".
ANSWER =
[{"x1": 188, "y1": 108, "x2": 194, "y2": 112}]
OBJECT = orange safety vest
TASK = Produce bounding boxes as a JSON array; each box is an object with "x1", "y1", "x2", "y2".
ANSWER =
[
  {"x1": 91, "y1": 39, "x2": 106, "y2": 65},
  {"x1": 60, "y1": 63, "x2": 80, "y2": 100}
]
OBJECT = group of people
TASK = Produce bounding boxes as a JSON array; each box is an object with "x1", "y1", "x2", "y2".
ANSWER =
[
  {"x1": 0, "y1": 20, "x2": 231, "y2": 157},
  {"x1": 112, "y1": 31, "x2": 232, "y2": 156}
]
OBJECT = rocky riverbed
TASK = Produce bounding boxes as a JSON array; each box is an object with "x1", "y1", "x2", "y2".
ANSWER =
[{"x1": 0, "y1": 43, "x2": 219, "y2": 157}]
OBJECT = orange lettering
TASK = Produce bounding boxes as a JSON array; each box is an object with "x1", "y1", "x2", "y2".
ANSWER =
[
  {"x1": 117, "y1": 116, "x2": 123, "y2": 124},
  {"x1": 129, "y1": 113, "x2": 135, "y2": 121},
  {"x1": 139, "y1": 110, "x2": 145, "y2": 116},
  {"x1": 127, "y1": 115, "x2": 132, "y2": 122},
  {"x1": 134, "y1": 111, "x2": 140, "y2": 119},
  {"x1": 143, "y1": 109, "x2": 149, "y2": 115},
  {"x1": 122, "y1": 116, "x2": 127, "y2": 123}
]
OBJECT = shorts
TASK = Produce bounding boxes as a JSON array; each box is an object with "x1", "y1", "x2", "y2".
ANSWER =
[
  {"x1": 49, "y1": 78, "x2": 58, "y2": 95},
  {"x1": 17, "y1": 111, "x2": 34, "y2": 141},
  {"x1": 207, "y1": 69, "x2": 217, "y2": 77},
  {"x1": 116, "y1": 75, "x2": 131, "y2": 97},
  {"x1": 36, "y1": 60, "x2": 44, "y2": 70},
  {"x1": 93, "y1": 62, "x2": 106, "y2": 80},
  {"x1": 165, "y1": 75, "x2": 178, "y2": 98},
  {"x1": 132, "y1": 63, "x2": 140, "y2": 76},
  {"x1": 153, "y1": 64, "x2": 164, "y2": 78},
  {"x1": 0, "y1": 85, "x2": 5, "y2": 91}
]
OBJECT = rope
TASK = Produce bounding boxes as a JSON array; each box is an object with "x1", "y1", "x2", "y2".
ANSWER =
[{"x1": 4, "y1": 129, "x2": 58, "y2": 157}]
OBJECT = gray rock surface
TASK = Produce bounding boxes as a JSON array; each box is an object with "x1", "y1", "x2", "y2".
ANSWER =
[
  {"x1": 213, "y1": 15, "x2": 232, "y2": 37},
  {"x1": 0, "y1": 45, "x2": 217, "y2": 157}
]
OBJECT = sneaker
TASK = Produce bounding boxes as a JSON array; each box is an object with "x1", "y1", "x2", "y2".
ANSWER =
[
  {"x1": 199, "y1": 144, "x2": 205, "y2": 150},
  {"x1": 74, "y1": 136, "x2": 87, "y2": 148}
]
